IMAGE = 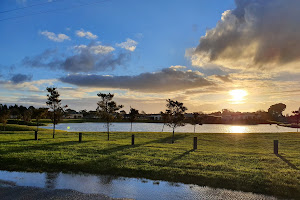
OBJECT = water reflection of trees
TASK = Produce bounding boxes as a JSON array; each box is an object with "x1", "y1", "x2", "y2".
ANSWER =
[
  {"x1": 45, "y1": 172, "x2": 59, "y2": 189},
  {"x1": 97, "y1": 175, "x2": 120, "y2": 185}
]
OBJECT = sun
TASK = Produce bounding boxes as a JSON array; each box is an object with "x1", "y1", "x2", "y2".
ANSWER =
[{"x1": 229, "y1": 89, "x2": 248, "y2": 103}]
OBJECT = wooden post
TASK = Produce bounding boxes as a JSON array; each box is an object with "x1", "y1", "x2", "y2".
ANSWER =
[
  {"x1": 132, "y1": 134, "x2": 135, "y2": 145},
  {"x1": 193, "y1": 137, "x2": 197, "y2": 150},
  {"x1": 35, "y1": 131, "x2": 38, "y2": 140},
  {"x1": 274, "y1": 140, "x2": 278, "y2": 154},
  {"x1": 79, "y1": 133, "x2": 82, "y2": 142}
]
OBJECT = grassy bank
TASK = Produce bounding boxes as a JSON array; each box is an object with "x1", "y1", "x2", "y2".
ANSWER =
[{"x1": 0, "y1": 126, "x2": 299, "y2": 199}]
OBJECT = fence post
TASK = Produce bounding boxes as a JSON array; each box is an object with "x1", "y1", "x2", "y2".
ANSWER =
[
  {"x1": 132, "y1": 134, "x2": 135, "y2": 145},
  {"x1": 79, "y1": 133, "x2": 82, "y2": 142},
  {"x1": 193, "y1": 137, "x2": 197, "y2": 150},
  {"x1": 274, "y1": 140, "x2": 278, "y2": 154},
  {"x1": 35, "y1": 131, "x2": 38, "y2": 140}
]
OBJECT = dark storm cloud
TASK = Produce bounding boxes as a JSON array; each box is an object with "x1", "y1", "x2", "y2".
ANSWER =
[
  {"x1": 193, "y1": 0, "x2": 300, "y2": 68},
  {"x1": 10, "y1": 73, "x2": 32, "y2": 84},
  {"x1": 22, "y1": 43, "x2": 130, "y2": 73},
  {"x1": 60, "y1": 68, "x2": 213, "y2": 93}
]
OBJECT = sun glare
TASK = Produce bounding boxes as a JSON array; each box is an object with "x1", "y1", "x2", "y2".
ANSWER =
[{"x1": 229, "y1": 89, "x2": 248, "y2": 104}]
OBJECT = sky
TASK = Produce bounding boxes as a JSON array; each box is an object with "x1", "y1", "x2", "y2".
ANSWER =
[{"x1": 0, "y1": 0, "x2": 300, "y2": 114}]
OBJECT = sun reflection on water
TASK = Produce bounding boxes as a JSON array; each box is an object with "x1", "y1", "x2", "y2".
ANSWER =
[{"x1": 229, "y1": 126, "x2": 247, "y2": 133}]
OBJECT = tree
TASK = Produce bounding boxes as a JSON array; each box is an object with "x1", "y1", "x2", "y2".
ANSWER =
[
  {"x1": 129, "y1": 107, "x2": 139, "y2": 132},
  {"x1": 268, "y1": 103, "x2": 286, "y2": 121},
  {"x1": 163, "y1": 99, "x2": 187, "y2": 143},
  {"x1": 292, "y1": 108, "x2": 300, "y2": 132},
  {"x1": 190, "y1": 112, "x2": 203, "y2": 133},
  {"x1": 0, "y1": 104, "x2": 10, "y2": 131},
  {"x1": 96, "y1": 93, "x2": 123, "y2": 141},
  {"x1": 32, "y1": 108, "x2": 48, "y2": 131},
  {"x1": 46, "y1": 87, "x2": 67, "y2": 138}
]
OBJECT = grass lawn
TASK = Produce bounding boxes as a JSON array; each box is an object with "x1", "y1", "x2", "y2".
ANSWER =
[{"x1": 0, "y1": 125, "x2": 299, "y2": 199}]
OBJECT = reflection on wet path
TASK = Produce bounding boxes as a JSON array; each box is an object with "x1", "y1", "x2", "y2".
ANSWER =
[{"x1": 0, "y1": 170, "x2": 278, "y2": 200}]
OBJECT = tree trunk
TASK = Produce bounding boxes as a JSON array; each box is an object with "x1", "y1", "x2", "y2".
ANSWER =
[
  {"x1": 107, "y1": 122, "x2": 110, "y2": 141},
  {"x1": 172, "y1": 128, "x2": 175, "y2": 144},
  {"x1": 53, "y1": 123, "x2": 55, "y2": 138},
  {"x1": 130, "y1": 122, "x2": 133, "y2": 132},
  {"x1": 194, "y1": 125, "x2": 196, "y2": 133},
  {"x1": 162, "y1": 124, "x2": 164, "y2": 132},
  {"x1": 36, "y1": 119, "x2": 39, "y2": 132}
]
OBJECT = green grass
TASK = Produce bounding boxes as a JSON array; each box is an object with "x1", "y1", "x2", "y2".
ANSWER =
[{"x1": 0, "y1": 126, "x2": 299, "y2": 199}]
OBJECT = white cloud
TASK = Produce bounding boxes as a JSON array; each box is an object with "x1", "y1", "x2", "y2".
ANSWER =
[
  {"x1": 40, "y1": 31, "x2": 70, "y2": 42},
  {"x1": 76, "y1": 29, "x2": 98, "y2": 39},
  {"x1": 169, "y1": 65, "x2": 186, "y2": 70},
  {"x1": 116, "y1": 38, "x2": 138, "y2": 51},
  {"x1": 74, "y1": 43, "x2": 115, "y2": 55}
]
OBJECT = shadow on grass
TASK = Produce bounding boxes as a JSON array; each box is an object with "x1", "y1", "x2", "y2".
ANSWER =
[
  {"x1": 0, "y1": 140, "x2": 91, "y2": 155},
  {"x1": 91, "y1": 134, "x2": 189, "y2": 155},
  {"x1": 166, "y1": 149, "x2": 195, "y2": 165},
  {"x1": 276, "y1": 154, "x2": 299, "y2": 170}
]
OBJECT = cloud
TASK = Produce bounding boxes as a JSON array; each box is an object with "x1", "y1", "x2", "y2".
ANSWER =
[
  {"x1": 211, "y1": 75, "x2": 232, "y2": 82},
  {"x1": 190, "y1": 0, "x2": 300, "y2": 70},
  {"x1": 40, "y1": 31, "x2": 70, "y2": 42},
  {"x1": 76, "y1": 29, "x2": 98, "y2": 39},
  {"x1": 74, "y1": 44, "x2": 114, "y2": 55},
  {"x1": 169, "y1": 65, "x2": 186, "y2": 70},
  {"x1": 60, "y1": 68, "x2": 213, "y2": 93},
  {"x1": 22, "y1": 43, "x2": 129, "y2": 73},
  {"x1": 116, "y1": 38, "x2": 138, "y2": 51},
  {"x1": 10, "y1": 73, "x2": 32, "y2": 84}
]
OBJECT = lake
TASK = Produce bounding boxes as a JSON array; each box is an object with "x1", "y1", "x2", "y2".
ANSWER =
[
  {"x1": 0, "y1": 170, "x2": 277, "y2": 200},
  {"x1": 41, "y1": 123, "x2": 296, "y2": 133}
]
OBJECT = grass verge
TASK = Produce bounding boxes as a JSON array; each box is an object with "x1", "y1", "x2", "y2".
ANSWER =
[{"x1": 0, "y1": 127, "x2": 299, "y2": 199}]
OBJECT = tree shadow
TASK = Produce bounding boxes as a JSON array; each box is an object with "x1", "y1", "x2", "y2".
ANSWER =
[
  {"x1": 78, "y1": 134, "x2": 188, "y2": 156},
  {"x1": 276, "y1": 154, "x2": 299, "y2": 170},
  {"x1": 166, "y1": 149, "x2": 195, "y2": 165}
]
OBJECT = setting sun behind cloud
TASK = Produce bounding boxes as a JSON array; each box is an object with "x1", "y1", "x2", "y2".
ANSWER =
[{"x1": 229, "y1": 89, "x2": 248, "y2": 104}]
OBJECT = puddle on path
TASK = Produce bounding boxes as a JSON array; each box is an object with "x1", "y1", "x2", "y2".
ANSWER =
[{"x1": 0, "y1": 170, "x2": 278, "y2": 200}]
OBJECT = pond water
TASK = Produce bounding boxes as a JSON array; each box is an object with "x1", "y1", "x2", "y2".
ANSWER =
[
  {"x1": 41, "y1": 123, "x2": 295, "y2": 133},
  {"x1": 0, "y1": 170, "x2": 277, "y2": 200}
]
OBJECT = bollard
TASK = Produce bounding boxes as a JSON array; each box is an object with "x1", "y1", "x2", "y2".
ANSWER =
[
  {"x1": 35, "y1": 131, "x2": 38, "y2": 140},
  {"x1": 132, "y1": 134, "x2": 135, "y2": 145},
  {"x1": 274, "y1": 140, "x2": 278, "y2": 154},
  {"x1": 193, "y1": 137, "x2": 197, "y2": 150},
  {"x1": 79, "y1": 132, "x2": 82, "y2": 142}
]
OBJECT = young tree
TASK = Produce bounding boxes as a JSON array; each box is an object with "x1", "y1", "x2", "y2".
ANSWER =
[
  {"x1": 190, "y1": 112, "x2": 203, "y2": 133},
  {"x1": 32, "y1": 108, "x2": 48, "y2": 131},
  {"x1": 163, "y1": 99, "x2": 187, "y2": 143},
  {"x1": 0, "y1": 104, "x2": 10, "y2": 131},
  {"x1": 96, "y1": 93, "x2": 123, "y2": 141},
  {"x1": 292, "y1": 108, "x2": 300, "y2": 132},
  {"x1": 129, "y1": 107, "x2": 139, "y2": 132},
  {"x1": 46, "y1": 87, "x2": 67, "y2": 138}
]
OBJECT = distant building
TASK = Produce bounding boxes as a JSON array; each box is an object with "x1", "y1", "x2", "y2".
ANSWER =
[
  {"x1": 64, "y1": 113, "x2": 83, "y2": 119},
  {"x1": 148, "y1": 114, "x2": 161, "y2": 121}
]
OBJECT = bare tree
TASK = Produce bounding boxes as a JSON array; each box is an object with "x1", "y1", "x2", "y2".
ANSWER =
[
  {"x1": 97, "y1": 93, "x2": 123, "y2": 141},
  {"x1": 163, "y1": 99, "x2": 187, "y2": 143},
  {"x1": 46, "y1": 87, "x2": 67, "y2": 138},
  {"x1": 129, "y1": 107, "x2": 139, "y2": 132}
]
